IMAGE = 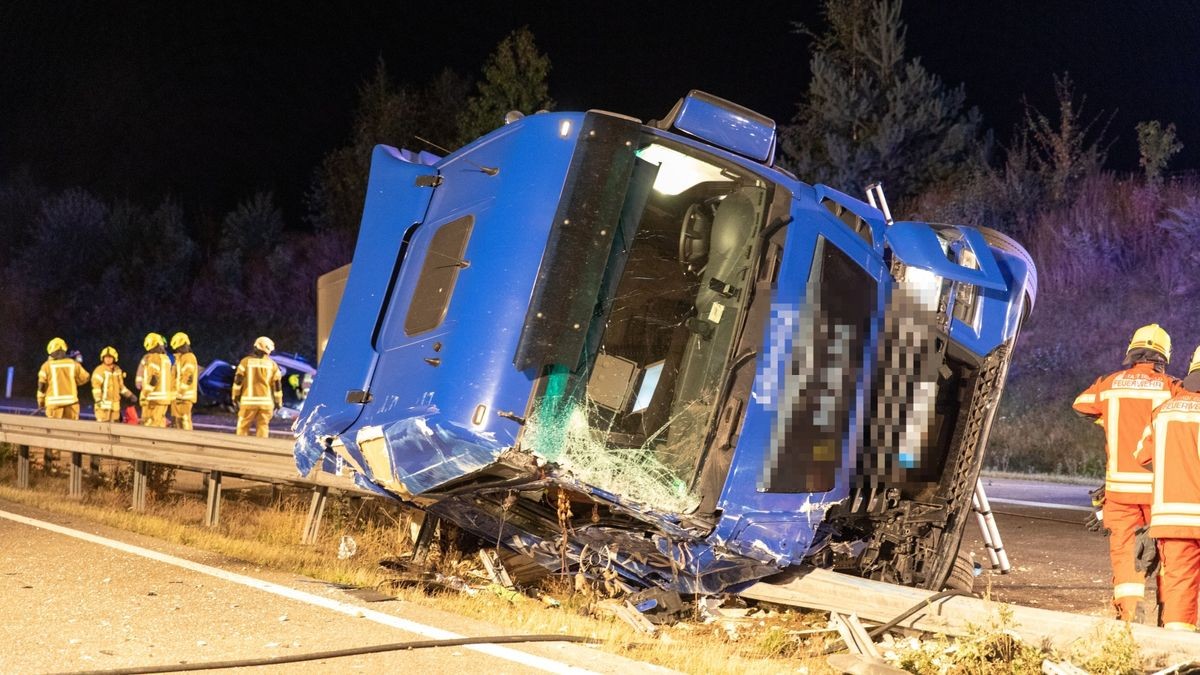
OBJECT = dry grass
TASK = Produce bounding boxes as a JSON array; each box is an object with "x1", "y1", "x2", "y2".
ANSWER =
[{"x1": 0, "y1": 456, "x2": 834, "y2": 674}]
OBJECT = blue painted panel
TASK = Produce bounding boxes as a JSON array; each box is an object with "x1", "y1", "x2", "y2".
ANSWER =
[
  {"x1": 812, "y1": 183, "x2": 887, "y2": 250},
  {"x1": 342, "y1": 113, "x2": 586, "y2": 493},
  {"x1": 949, "y1": 246, "x2": 1035, "y2": 357},
  {"x1": 885, "y1": 221, "x2": 1007, "y2": 290},
  {"x1": 672, "y1": 92, "x2": 776, "y2": 163},
  {"x1": 709, "y1": 194, "x2": 887, "y2": 564},
  {"x1": 298, "y1": 147, "x2": 437, "y2": 450}
]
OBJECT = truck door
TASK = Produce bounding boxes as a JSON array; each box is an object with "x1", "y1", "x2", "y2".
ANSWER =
[
  {"x1": 299, "y1": 147, "x2": 439, "y2": 443},
  {"x1": 712, "y1": 194, "x2": 887, "y2": 563}
]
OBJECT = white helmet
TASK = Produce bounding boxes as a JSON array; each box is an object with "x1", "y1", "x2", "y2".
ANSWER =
[{"x1": 254, "y1": 336, "x2": 275, "y2": 355}]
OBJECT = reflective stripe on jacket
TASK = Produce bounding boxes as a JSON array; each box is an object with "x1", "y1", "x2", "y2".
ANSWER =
[
  {"x1": 232, "y1": 356, "x2": 281, "y2": 408},
  {"x1": 37, "y1": 358, "x2": 89, "y2": 407},
  {"x1": 1073, "y1": 363, "x2": 1182, "y2": 503},
  {"x1": 1134, "y1": 392, "x2": 1200, "y2": 539},
  {"x1": 91, "y1": 364, "x2": 129, "y2": 411},
  {"x1": 173, "y1": 352, "x2": 198, "y2": 402},
  {"x1": 136, "y1": 353, "x2": 174, "y2": 403}
]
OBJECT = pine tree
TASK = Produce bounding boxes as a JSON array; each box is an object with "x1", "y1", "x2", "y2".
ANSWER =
[
  {"x1": 780, "y1": 0, "x2": 981, "y2": 203},
  {"x1": 306, "y1": 62, "x2": 471, "y2": 233},
  {"x1": 456, "y1": 27, "x2": 554, "y2": 145}
]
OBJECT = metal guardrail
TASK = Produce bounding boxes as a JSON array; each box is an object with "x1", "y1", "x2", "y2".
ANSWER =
[{"x1": 0, "y1": 413, "x2": 370, "y2": 543}]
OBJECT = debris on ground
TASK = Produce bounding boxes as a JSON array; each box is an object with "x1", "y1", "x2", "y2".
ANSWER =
[{"x1": 595, "y1": 599, "x2": 658, "y2": 635}]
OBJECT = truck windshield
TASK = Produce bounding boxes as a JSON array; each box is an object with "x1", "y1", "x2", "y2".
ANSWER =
[{"x1": 523, "y1": 135, "x2": 773, "y2": 512}]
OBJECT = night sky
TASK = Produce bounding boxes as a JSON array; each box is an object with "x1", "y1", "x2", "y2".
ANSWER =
[{"x1": 2, "y1": 2, "x2": 1199, "y2": 223}]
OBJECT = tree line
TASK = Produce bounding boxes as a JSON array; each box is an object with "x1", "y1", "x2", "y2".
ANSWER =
[{"x1": 3, "y1": 4, "x2": 1198, "y2": 430}]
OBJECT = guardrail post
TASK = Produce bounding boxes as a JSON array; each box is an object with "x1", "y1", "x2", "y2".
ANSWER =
[
  {"x1": 16, "y1": 445, "x2": 29, "y2": 489},
  {"x1": 42, "y1": 447, "x2": 54, "y2": 475},
  {"x1": 301, "y1": 486, "x2": 329, "y2": 545},
  {"x1": 69, "y1": 453, "x2": 83, "y2": 498},
  {"x1": 132, "y1": 460, "x2": 148, "y2": 512},
  {"x1": 204, "y1": 471, "x2": 222, "y2": 528},
  {"x1": 412, "y1": 513, "x2": 440, "y2": 564}
]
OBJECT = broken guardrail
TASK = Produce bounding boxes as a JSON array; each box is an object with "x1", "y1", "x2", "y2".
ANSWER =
[
  {"x1": 0, "y1": 412, "x2": 369, "y2": 543},
  {"x1": 741, "y1": 567, "x2": 1200, "y2": 664}
]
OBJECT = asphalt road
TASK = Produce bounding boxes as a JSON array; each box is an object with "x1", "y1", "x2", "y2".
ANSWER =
[
  {"x1": 964, "y1": 477, "x2": 1116, "y2": 617},
  {"x1": 0, "y1": 501, "x2": 675, "y2": 675}
]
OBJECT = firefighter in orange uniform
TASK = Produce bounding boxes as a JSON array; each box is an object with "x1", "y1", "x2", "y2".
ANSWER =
[
  {"x1": 169, "y1": 332, "x2": 198, "y2": 430},
  {"x1": 91, "y1": 346, "x2": 133, "y2": 423},
  {"x1": 136, "y1": 333, "x2": 174, "y2": 427},
  {"x1": 37, "y1": 338, "x2": 89, "y2": 419},
  {"x1": 1073, "y1": 324, "x2": 1183, "y2": 621},
  {"x1": 231, "y1": 336, "x2": 282, "y2": 437},
  {"x1": 1134, "y1": 345, "x2": 1200, "y2": 631}
]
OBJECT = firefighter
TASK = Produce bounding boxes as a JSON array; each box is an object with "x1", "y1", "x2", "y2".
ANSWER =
[
  {"x1": 1073, "y1": 323, "x2": 1183, "y2": 621},
  {"x1": 1134, "y1": 345, "x2": 1200, "y2": 631},
  {"x1": 136, "y1": 333, "x2": 174, "y2": 427},
  {"x1": 169, "y1": 332, "x2": 198, "y2": 430},
  {"x1": 91, "y1": 346, "x2": 133, "y2": 423},
  {"x1": 231, "y1": 336, "x2": 282, "y2": 437},
  {"x1": 37, "y1": 337, "x2": 89, "y2": 419}
]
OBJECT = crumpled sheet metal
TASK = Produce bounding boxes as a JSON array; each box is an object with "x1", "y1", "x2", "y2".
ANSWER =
[{"x1": 432, "y1": 495, "x2": 780, "y2": 595}]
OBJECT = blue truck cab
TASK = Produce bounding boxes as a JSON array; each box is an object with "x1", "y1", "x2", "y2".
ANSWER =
[{"x1": 296, "y1": 91, "x2": 1036, "y2": 594}]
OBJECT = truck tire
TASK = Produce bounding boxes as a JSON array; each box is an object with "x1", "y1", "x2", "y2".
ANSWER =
[{"x1": 944, "y1": 551, "x2": 977, "y2": 594}]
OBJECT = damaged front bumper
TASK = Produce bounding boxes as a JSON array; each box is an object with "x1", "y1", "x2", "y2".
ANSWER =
[{"x1": 296, "y1": 404, "x2": 800, "y2": 594}]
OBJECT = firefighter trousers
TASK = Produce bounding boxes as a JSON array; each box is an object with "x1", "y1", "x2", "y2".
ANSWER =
[
  {"x1": 45, "y1": 404, "x2": 79, "y2": 420},
  {"x1": 95, "y1": 406, "x2": 120, "y2": 423},
  {"x1": 171, "y1": 401, "x2": 194, "y2": 430},
  {"x1": 236, "y1": 405, "x2": 272, "y2": 437},
  {"x1": 1158, "y1": 538, "x2": 1200, "y2": 631},
  {"x1": 1105, "y1": 500, "x2": 1153, "y2": 620},
  {"x1": 141, "y1": 402, "x2": 169, "y2": 427}
]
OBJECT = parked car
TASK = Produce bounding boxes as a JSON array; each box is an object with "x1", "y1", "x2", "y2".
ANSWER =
[{"x1": 197, "y1": 351, "x2": 315, "y2": 421}]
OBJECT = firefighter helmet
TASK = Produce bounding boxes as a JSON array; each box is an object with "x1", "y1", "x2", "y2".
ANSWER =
[
  {"x1": 100, "y1": 346, "x2": 119, "y2": 362},
  {"x1": 170, "y1": 332, "x2": 190, "y2": 350},
  {"x1": 1127, "y1": 324, "x2": 1171, "y2": 362},
  {"x1": 1190, "y1": 345, "x2": 1200, "y2": 374},
  {"x1": 46, "y1": 337, "x2": 67, "y2": 355},
  {"x1": 143, "y1": 333, "x2": 165, "y2": 351},
  {"x1": 253, "y1": 336, "x2": 275, "y2": 355}
]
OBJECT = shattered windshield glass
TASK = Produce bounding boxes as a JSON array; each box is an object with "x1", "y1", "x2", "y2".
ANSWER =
[{"x1": 523, "y1": 135, "x2": 773, "y2": 512}]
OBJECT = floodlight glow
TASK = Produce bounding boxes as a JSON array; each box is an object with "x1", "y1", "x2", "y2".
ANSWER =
[{"x1": 636, "y1": 143, "x2": 727, "y2": 195}]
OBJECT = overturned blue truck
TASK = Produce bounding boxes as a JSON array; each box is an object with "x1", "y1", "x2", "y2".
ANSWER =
[{"x1": 295, "y1": 91, "x2": 1037, "y2": 595}]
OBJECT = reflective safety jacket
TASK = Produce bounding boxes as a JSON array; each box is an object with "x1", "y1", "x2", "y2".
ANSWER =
[
  {"x1": 1134, "y1": 391, "x2": 1200, "y2": 539},
  {"x1": 136, "y1": 352, "x2": 175, "y2": 403},
  {"x1": 232, "y1": 356, "x2": 282, "y2": 409},
  {"x1": 91, "y1": 364, "x2": 131, "y2": 411},
  {"x1": 37, "y1": 357, "x2": 89, "y2": 408},
  {"x1": 173, "y1": 352, "x2": 199, "y2": 403},
  {"x1": 1073, "y1": 362, "x2": 1182, "y2": 503}
]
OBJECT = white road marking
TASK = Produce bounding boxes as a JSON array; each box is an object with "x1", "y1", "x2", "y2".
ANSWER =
[
  {"x1": 988, "y1": 497, "x2": 1091, "y2": 513},
  {"x1": 0, "y1": 508, "x2": 598, "y2": 674}
]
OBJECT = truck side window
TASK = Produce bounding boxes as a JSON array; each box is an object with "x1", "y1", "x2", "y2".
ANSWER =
[{"x1": 404, "y1": 215, "x2": 474, "y2": 335}]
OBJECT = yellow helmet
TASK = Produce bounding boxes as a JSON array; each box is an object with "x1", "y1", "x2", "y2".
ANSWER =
[
  {"x1": 100, "y1": 346, "x2": 119, "y2": 362},
  {"x1": 170, "y1": 332, "x2": 190, "y2": 350},
  {"x1": 143, "y1": 332, "x2": 165, "y2": 351},
  {"x1": 1189, "y1": 345, "x2": 1200, "y2": 374},
  {"x1": 1128, "y1": 324, "x2": 1171, "y2": 362},
  {"x1": 254, "y1": 336, "x2": 275, "y2": 354},
  {"x1": 46, "y1": 337, "x2": 67, "y2": 355}
]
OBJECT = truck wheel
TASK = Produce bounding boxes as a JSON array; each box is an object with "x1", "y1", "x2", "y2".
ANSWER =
[{"x1": 944, "y1": 551, "x2": 977, "y2": 594}]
